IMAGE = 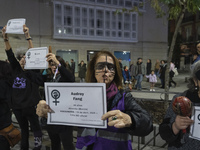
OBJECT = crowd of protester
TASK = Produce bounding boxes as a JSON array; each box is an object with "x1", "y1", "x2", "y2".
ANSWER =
[{"x1": 1, "y1": 23, "x2": 200, "y2": 150}]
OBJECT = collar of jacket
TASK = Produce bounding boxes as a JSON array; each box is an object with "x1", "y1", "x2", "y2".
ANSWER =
[{"x1": 110, "y1": 90, "x2": 124, "y2": 109}]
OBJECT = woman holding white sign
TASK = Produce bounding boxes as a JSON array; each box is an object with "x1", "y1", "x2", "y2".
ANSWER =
[{"x1": 37, "y1": 50, "x2": 153, "y2": 150}]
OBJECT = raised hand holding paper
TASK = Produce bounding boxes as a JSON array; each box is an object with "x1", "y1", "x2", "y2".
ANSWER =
[
  {"x1": 24, "y1": 47, "x2": 48, "y2": 69},
  {"x1": 5, "y1": 18, "x2": 26, "y2": 34}
]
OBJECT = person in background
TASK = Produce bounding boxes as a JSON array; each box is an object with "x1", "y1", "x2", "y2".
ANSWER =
[
  {"x1": 78, "y1": 60, "x2": 87, "y2": 82},
  {"x1": 122, "y1": 66, "x2": 132, "y2": 90},
  {"x1": 129, "y1": 61, "x2": 136, "y2": 89},
  {"x1": 134, "y1": 58, "x2": 145, "y2": 91},
  {"x1": 146, "y1": 70, "x2": 157, "y2": 91},
  {"x1": 65, "y1": 61, "x2": 71, "y2": 72},
  {"x1": 0, "y1": 61, "x2": 13, "y2": 150},
  {"x1": 2, "y1": 25, "x2": 43, "y2": 150},
  {"x1": 169, "y1": 61, "x2": 177, "y2": 88},
  {"x1": 159, "y1": 60, "x2": 167, "y2": 88},
  {"x1": 36, "y1": 50, "x2": 153, "y2": 150},
  {"x1": 159, "y1": 61, "x2": 200, "y2": 149},
  {"x1": 146, "y1": 59, "x2": 152, "y2": 81},
  {"x1": 71, "y1": 59, "x2": 75, "y2": 77},
  {"x1": 118, "y1": 58, "x2": 123, "y2": 71},
  {"x1": 191, "y1": 41, "x2": 200, "y2": 70},
  {"x1": 154, "y1": 59, "x2": 160, "y2": 77}
]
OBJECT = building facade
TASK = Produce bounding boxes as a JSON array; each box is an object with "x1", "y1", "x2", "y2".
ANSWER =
[
  {"x1": 169, "y1": 11, "x2": 200, "y2": 70},
  {"x1": 0, "y1": 0, "x2": 168, "y2": 73}
]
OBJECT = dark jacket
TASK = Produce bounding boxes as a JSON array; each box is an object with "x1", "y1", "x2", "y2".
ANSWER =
[
  {"x1": 0, "y1": 80, "x2": 12, "y2": 130},
  {"x1": 146, "y1": 62, "x2": 152, "y2": 75},
  {"x1": 6, "y1": 49, "x2": 44, "y2": 109},
  {"x1": 115, "y1": 90, "x2": 153, "y2": 136},
  {"x1": 78, "y1": 63, "x2": 87, "y2": 78},
  {"x1": 159, "y1": 64, "x2": 167, "y2": 79},
  {"x1": 134, "y1": 62, "x2": 145, "y2": 76},
  {"x1": 159, "y1": 90, "x2": 200, "y2": 149},
  {"x1": 76, "y1": 90, "x2": 153, "y2": 150}
]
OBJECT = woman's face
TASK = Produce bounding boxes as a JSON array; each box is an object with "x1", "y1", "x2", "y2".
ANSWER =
[
  {"x1": 197, "y1": 43, "x2": 200, "y2": 54},
  {"x1": 50, "y1": 62, "x2": 59, "y2": 74},
  {"x1": 95, "y1": 55, "x2": 115, "y2": 88}
]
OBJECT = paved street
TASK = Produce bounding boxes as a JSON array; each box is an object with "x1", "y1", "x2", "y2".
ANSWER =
[{"x1": 11, "y1": 70, "x2": 190, "y2": 150}]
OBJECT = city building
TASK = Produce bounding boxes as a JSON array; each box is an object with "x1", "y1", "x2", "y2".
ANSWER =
[
  {"x1": 169, "y1": 11, "x2": 200, "y2": 70},
  {"x1": 0, "y1": 0, "x2": 168, "y2": 74}
]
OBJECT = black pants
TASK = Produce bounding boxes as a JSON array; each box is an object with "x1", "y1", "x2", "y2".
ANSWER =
[
  {"x1": 169, "y1": 77, "x2": 176, "y2": 87},
  {"x1": 13, "y1": 106, "x2": 42, "y2": 150},
  {"x1": 0, "y1": 135, "x2": 10, "y2": 150},
  {"x1": 46, "y1": 125, "x2": 74, "y2": 150}
]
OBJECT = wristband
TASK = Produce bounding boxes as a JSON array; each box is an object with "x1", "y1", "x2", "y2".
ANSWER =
[
  {"x1": 26, "y1": 37, "x2": 32, "y2": 40},
  {"x1": 58, "y1": 63, "x2": 61, "y2": 67},
  {"x1": 4, "y1": 39, "x2": 9, "y2": 42}
]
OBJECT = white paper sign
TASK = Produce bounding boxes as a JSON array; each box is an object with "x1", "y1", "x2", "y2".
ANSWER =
[
  {"x1": 24, "y1": 47, "x2": 48, "y2": 69},
  {"x1": 45, "y1": 82, "x2": 107, "y2": 128},
  {"x1": 5, "y1": 18, "x2": 26, "y2": 34},
  {"x1": 190, "y1": 106, "x2": 200, "y2": 141}
]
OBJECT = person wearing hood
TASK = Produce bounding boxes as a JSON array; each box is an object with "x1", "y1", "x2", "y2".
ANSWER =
[{"x1": 134, "y1": 58, "x2": 145, "y2": 90}]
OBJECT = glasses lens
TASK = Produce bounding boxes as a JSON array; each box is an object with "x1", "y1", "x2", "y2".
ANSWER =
[{"x1": 95, "y1": 62, "x2": 115, "y2": 72}]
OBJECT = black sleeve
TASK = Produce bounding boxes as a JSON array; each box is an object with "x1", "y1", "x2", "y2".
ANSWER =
[
  {"x1": 59, "y1": 65, "x2": 75, "y2": 82},
  {"x1": 159, "y1": 94, "x2": 183, "y2": 144},
  {"x1": 124, "y1": 92, "x2": 153, "y2": 136},
  {"x1": 6, "y1": 48, "x2": 22, "y2": 71}
]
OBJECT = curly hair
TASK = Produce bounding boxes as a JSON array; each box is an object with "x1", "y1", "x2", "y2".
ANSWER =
[{"x1": 85, "y1": 50, "x2": 122, "y2": 90}]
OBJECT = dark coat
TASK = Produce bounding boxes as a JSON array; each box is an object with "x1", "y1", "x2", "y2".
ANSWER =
[
  {"x1": 146, "y1": 62, "x2": 152, "y2": 75},
  {"x1": 159, "y1": 90, "x2": 200, "y2": 149},
  {"x1": 78, "y1": 63, "x2": 87, "y2": 78},
  {"x1": 0, "y1": 80, "x2": 12, "y2": 130}
]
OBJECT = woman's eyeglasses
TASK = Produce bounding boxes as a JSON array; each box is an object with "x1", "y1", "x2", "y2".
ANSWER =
[{"x1": 95, "y1": 62, "x2": 115, "y2": 72}]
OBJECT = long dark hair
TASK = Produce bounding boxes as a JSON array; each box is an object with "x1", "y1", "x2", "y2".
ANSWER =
[
  {"x1": 0, "y1": 60, "x2": 12, "y2": 82},
  {"x1": 56, "y1": 56, "x2": 66, "y2": 68}
]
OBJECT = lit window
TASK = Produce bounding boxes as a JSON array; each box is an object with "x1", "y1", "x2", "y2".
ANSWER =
[{"x1": 53, "y1": 1, "x2": 139, "y2": 42}]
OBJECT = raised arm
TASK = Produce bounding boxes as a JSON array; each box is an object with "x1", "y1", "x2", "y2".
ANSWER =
[
  {"x1": 23, "y1": 25, "x2": 33, "y2": 49},
  {"x1": 2, "y1": 26, "x2": 11, "y2": 50}
]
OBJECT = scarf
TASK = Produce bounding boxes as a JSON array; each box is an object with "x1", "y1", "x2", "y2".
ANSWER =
[{"x1": 106, "y1": 82, "x2": 118, "y2": 101}]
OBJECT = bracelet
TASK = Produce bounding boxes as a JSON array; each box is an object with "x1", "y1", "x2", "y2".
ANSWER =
[
  {"x1": 58, "y1": 63, "x2": 61, "y2": 67},
  {"x1": 26, "y1": 37, "x2": 32, "y2": 40}
]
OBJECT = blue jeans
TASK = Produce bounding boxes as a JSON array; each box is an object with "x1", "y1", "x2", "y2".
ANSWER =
[{"x1": 135, "y1": 74, "x2": 143, "y2": 89}]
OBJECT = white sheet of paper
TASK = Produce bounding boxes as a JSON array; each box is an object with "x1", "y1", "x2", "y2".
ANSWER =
[
  {"x1": 24, "y1": 47, "x2": 48, "y2": 69},
  {"x1": 189, "y1": 106, "x2": 200, "y2": 141},
  {"x1": 5, "y1": 18, "x2": 26, "y2": 34},
  {"x1": 45, "y1": 82, "x2": 107, "y2": 128}
]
